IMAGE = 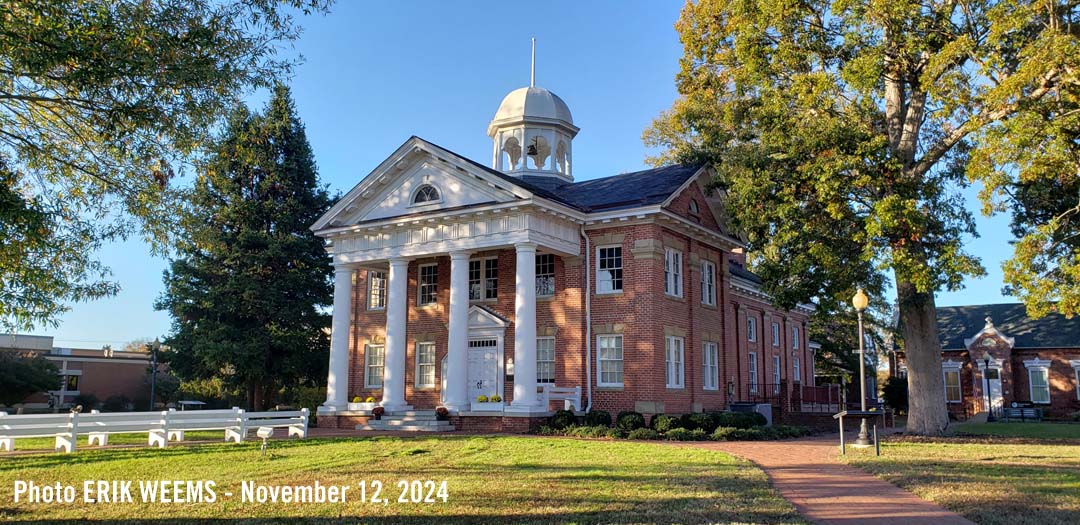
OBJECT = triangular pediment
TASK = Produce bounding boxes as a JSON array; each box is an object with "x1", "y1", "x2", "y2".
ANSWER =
[
  {"x1": 312, "y1": 137, "x2": 536, "y2": 231},
  {"x1": 468, "y1": 305, "x2": 510, "y2": 329}
]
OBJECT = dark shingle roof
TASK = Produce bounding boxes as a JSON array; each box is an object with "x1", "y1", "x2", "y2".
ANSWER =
[
  {"x1": 728, "y1": 262, "x2": 763, "y2": 285},
  {"x1": 937, "y1": 303, "x2": 1080, "y2": 350}
]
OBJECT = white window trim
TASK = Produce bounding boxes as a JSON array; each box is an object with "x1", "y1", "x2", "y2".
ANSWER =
[
  {"x1": 536, "y1": 253, "x2": 556, "y2": 298},
  {"x1": 747, "y1": 317, "x2": 758, "y2": 342},
  {"x1": 792, "y1": 326, "x2": 801, "y2": 350},
  {"x1": 364, "y1": 344, "x2": 385, "y2": 389},
  {"x1": 468, "y1": 256, "x2": 499, "y2": 301},
  {"x1": 748, "y1": 352, "x2": 759, "y2": 394},
  {"x1": 596, "y1": 334, "x2": 624, "y2": 387},
  {"x1": 415, "y1": 341, "x2": 436, "y2": 389},
  {"x1": 942, "y1": 360, "x2": 963, "y2": 404},
  {"x1": 595, "y1": 245, "x2": 623, "y2": 295},
  {"x1": 664, "y1": 248, "x2": 683, "y2": 298},
  {"x1": 1024, "y1": 358, "x2": 1052, "y2": 405},
  {"x1": 793, "y1": 357, "x2": 801, "y2": 384},
  {"x1": 665, "y1": 335, "x2": 685, "y2": 389},
  {"x1": 1071, "y1": 360, "x2": 1080, "y2": 401},
  {"x1": 537, "y1": 336, "x2": 556, "y2": 384},
  {"x1": 417, "y1": 263, "x2": 438, "y2": 306},
  {"x1": 771, "y1": 322, "x2": 780, "y2": 347},
  {"x1": 367, "y1": 270, "x2": 386, "y2": 311},
  {"x1": 701, "y1": 260, "x2": 716, "y2": 306},
  {"x1": 703, "y1": 342, "x2": 719, "y2": 391}
]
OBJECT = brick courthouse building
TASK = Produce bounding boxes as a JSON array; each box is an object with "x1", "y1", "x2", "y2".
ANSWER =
[
  {"x1": 890, "y1": 304, "x2": 1080, "y2": 420},
  {"x1": 314, "y1": 82, "x2": 814, "y2": 430}
]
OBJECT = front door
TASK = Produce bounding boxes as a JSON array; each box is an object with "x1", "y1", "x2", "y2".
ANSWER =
[
  {"x1": 467, "y1": 338, "x2": 499, "y2": 401},
  {"x1": 982, "y1": 368, "x2": 1004, "y2": 414}
]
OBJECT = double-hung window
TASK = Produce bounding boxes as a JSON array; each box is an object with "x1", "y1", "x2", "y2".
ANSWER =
[
  {"x1": 365, "y1": 344, "x2": 385, "y2": 389},
  {"x1": 597, "y1": 335, "x2": 624, "y2": 387},
  {"x1": 665, "y1": 336, "x2": 685, "y2": 388},
  {"x1": 415, "y1": 342, "x2": 436, "y2": 388},
  {"x1": 793, "y1": 357, "x2": 801, "y2": 384},
  {"x1": 771, "y1": 322, "x2": 780, "y2": 347},
  {"x1": 368, "y1": 271, "x2": 386, "y2": 310},
  {"x1": 701, "y1": 261, "x2": 716, "y2": 305},
  {"x1": 792, "y1": 326, "x2": 801, "y2": 349},
  {"x1": 1030, "y1": 368, "x2": 1051, "y2": 404},
  {"x1": 537, "y1": 337, "x2": 555, "y2": 384},
  {"x1": 664, "y1": 248, "x2": 683, "y2": 297},
  {"x1": 418, "y1": 264, "x2": 438, "y2": 305},
  {"x1": 468, "y1": 258, "x2": 498, "y2": 300},
  {"x1": 703, "y1": 342, "x2": 719, "y2": 390},
  {"x1": 943, "y1": 367, "x2": 962, "y2": 403},
  {"x1": 773, "y1": 355, "x2": 781, "y2": 393},
  {"x1": 597, "y1": 246, "x2": 623, "y2": 294},
  {"x1": 536, "y1": 254, "x2": 556, "y2": 297},
  {"x1": 747, "y1": 317, "x2": 758, "y2": 342},
  {"x1": 749, "y1": 352, "x2": 759, "y2": 393}
]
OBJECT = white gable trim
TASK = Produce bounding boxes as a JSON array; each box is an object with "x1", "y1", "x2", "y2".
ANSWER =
[
  {"x1": 942, "y1": 359, "x2": 964, "y2": 370},
  {"x1": 1023, "y1": 358, "x2": 1052, "y2": 370},
  {"x1": 963, "y1": 316, "x2": 1016, "y2": 350}
]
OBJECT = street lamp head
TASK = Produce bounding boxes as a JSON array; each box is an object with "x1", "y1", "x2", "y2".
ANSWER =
[
  {"x1": 981, "y1": 350, "x2": 992, "y2": 365},
  {"x1": 852, "y1": 288, "x2": 870, "y2": 312}
]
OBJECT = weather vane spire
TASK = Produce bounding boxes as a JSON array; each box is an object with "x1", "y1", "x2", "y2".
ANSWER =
[{"x1": 530, "y1": 37, "x2": 536, "y2": 87}]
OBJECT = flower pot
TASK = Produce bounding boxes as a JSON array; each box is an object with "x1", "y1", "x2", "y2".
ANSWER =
[
  {"x1": 471, "y1": 401, "x2": 504, "y2": 412},
  {"x1": 347, "y1": 402, "x2": 377, "y2": 412}
]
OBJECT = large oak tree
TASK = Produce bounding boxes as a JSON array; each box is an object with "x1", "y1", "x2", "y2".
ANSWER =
[
  {"x1": 0, "y1": 0, "x2": 330, "y2": 332},
  {"x1": 647, "y1": 0, "x2": 1079, "y2": 434}
]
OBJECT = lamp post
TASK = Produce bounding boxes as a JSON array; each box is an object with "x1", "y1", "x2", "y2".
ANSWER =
[
  {"x1": 148, "y1": 338, "x2": 161, "y2": 411},
  {"x1": 852, "y1": 288, "x2": 872, "y2": 447},
  {"x1": 982, "y1": 351, "x2": 996, "y2": 422}
]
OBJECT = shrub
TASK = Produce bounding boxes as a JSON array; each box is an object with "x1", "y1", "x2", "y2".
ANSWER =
[
  {"x1": 584, "y1": 410, "x2": 612, "y2": 427},
  {"x1": 615, "y1": 411, "x2": 646, "y2": 432},
  {"x1": 566, "y1": 425, "x2": 614, "y2": 439},
  {"x1": 352, "y1": 396, "x2": 361, "y2": 403},
  {"x1": 711, "y1": 426, "x2": 739, "y2": 441},
  {"x1": 365, "y1": 396, "x2": 376, "y2": 403},
  {"x1": 435, "y1": 406, "x2": 449, "y2": 420},
  {"x1": 490, "y1": 394, "x2": 502, "y2": 402},
  {"x1": 651, "y1": 414, "x2": 680, "y2": 433},
  {"x1": 100, "y1": 395, "x2": 131, "y2": 412},
  {"x1": 476, "y1": 395, "x2": 489, "y2": 402},
  {"x1": 711, "y1": 411, "x2": 753, "y2": 429},
  {"x1": 732, "y1": 428, "x2": 765, "y2": 441},
  {"x1": 682, "y1": 413, "x2": 718, "y2": 433},
  {"x1": 627, "y1": 428, "x2": 660, "y2": 440},
  {"x1": 1070, "y1": 410, "x2": 1080, "y2": 422},
  {"x1": 550, "y1": 409, "x2": 577, "y2": 430},
  {"x1": 371, "y1": 406, "x2": 385, "y2": 418},
  {"x1": 72, "y1": 393, "x2": 101, "y2": 411},
  {"x1": 535, "y1": 425, "x2": 559, "y2": 436},
  {"x1": 750, "y1": 412, "x2": 768, "y2": 427},
  {"x1": 664, "y1": 427, "x2": 706, "y2": 441},
  {"x1": 882, "y1": 376, "x2": 908, "y2": 415}
]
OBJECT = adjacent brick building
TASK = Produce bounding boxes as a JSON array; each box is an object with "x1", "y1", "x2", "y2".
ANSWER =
[
  {"x1": 889, "y1": 303, "x2": 1080, "y2": 420},
  {"x1": 313, "y1": 83, "x2": 814, "y2": 430}
]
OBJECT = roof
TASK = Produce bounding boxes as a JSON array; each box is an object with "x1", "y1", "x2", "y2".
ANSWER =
[
  {"x1": 728, "y1": 262, "x2": 763, "y2": 285},
  {"x1": 426, "y1": 137, "x2": 705, "y2": 214},
  {"x1": 488, "y1": 86, "x2": 574, "y2": 135},
  {"x1": 937, "y1": 303, "x2": 1080, "y2": 350}
]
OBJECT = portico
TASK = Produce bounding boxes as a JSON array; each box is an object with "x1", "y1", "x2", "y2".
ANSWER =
[{"x1": 313, "y1": 138, "x2": 581, "y2": 416}]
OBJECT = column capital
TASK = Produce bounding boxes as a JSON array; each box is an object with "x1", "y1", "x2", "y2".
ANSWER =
[
  {"x1": 333, "y1": 264, "x2": 356, "y2": 274},
  {"x1": 449, "y1": 250, "x2": 473, "y2": 260},
  {"x1": 515, "y1": 242, "x2": 538, "y2": 253},
  {"x1": 388, "y1": 257, "x2": 411, "y2": 267}
]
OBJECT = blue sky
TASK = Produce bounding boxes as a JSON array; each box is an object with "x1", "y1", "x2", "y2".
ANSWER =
[{"x1": 31, "y1": 1, "x2": 1013, "y2": 349}]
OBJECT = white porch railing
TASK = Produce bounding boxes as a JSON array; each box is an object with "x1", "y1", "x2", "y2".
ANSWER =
[{"x1": 537, "y1": 384, "x2": 581, "y2": 411}]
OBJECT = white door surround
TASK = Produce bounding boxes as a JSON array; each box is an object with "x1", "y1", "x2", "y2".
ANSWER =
[
  {"x1": 977, "y1": 359, "x2": 1005, "y2": 414},
  {"x1": 467, "y1": 338, "x2": 502, "y2": 401}
]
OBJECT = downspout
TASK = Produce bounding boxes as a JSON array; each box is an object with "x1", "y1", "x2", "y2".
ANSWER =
[{"x1": 582, "y1": 226, "x2": 592, "y2": 412}]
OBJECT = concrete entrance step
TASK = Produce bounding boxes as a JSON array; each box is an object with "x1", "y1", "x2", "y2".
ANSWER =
[
  {"x1": 357, "y1": 423, "x2": 456, "y2": 432},
  {"x1": 358, "y1": 410, "x2": 455, "y2": 432}
]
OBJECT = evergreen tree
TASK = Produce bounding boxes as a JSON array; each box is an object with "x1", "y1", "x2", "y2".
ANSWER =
[{"x1": 157, "y1": 85, "x2": 333, "y2": 409}]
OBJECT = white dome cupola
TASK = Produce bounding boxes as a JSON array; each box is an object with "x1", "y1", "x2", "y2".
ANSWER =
[{"x1": 487, "y1": 40, "x2": 578, "y2": 182}]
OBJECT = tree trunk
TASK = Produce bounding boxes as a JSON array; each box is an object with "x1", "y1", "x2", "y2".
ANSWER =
[
  {"x1": 253, "y1": 382, "x2": 265, "y2": 411},
  {"x1": 896, "y1": 279, "x2": 950, "y2": 435}
]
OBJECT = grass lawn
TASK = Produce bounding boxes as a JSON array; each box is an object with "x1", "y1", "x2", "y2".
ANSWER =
[
  {"x1": 843, "y1": 438, "x2": 1080, "y2": 525},
  {"x1": 0, "y1": 436, "x2": 805, "y2": 524},
  {"x1": 951, "y1": 421, "x2": 1080, "y2": 440}
]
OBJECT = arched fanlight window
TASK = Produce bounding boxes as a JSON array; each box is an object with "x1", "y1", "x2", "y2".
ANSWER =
[
  {"x1": 413, "y1": 184, "x2": 440, "y2": 204},
  {"x1": 689, "y1": 200, "x2": 699, "y2": 214}
]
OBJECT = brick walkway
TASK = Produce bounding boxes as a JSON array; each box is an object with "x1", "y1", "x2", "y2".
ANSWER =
[{"x1": 688, "y1": 435, "x2": 975, "y2": 525}]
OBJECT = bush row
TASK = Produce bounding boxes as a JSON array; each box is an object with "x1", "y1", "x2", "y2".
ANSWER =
[
  {"x1": 537, "y1": 423, "x2": 814, "y2": 442},
  {"x1": 551, "y1": 409, "x2": 768, "y2": 434}
]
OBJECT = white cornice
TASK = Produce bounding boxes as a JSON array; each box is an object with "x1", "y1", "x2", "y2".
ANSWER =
[{"x1": 1023, "y1": 358, "x2": 1052, "y2": 369}]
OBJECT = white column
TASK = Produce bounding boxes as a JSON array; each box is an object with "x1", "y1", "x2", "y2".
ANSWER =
[
  {"x1": 382, "y1": 257, "x2": 410, "y2": 411},
  {"x1": 323, "y1": 265, "x2": 353, "y2": 411},
  {"x1": 511, "y1": 243, "x2": 539, "y2": 409},
  {"x1": 445, "y1": 251, "x2": 472, "y2": 411}
]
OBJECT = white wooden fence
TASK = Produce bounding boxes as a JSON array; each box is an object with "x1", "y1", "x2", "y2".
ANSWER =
[
  {"x1": 0, "y1": 407, "x2": 308, "y2": 453},
  {"x1": 538, "y1": 385, "x2": 582, "y2": 411}
]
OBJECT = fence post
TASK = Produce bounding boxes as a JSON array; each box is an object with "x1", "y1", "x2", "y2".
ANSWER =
[{"x1": 56, "y1": 411, "x2": 77, "y2": 453}]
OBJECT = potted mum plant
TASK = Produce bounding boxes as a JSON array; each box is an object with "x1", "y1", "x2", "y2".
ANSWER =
[
  {"x1": 471, "y1": 394, "x2": 503, "y2": 412},
  {"x1": 348, "y1": 396, "x2": 378, "y2": 412},
  {"x1": 371, "y1": 406, "x2": 385, "y2": 421},
  {"x1": 435, "y1": 406, "x2": 450, "y2": 421}
]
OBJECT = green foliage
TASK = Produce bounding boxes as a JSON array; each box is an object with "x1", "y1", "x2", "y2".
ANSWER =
[
  {"x1": 0, "y1": 0, "x2": 332, "y2": 332},
  {"x1": 615, "y1": 411, "x2": 646, "y2": 432},
  {"x1": 627, "y1": 428, "x2": 661, "y2": 440},
  {"x1": 584, "y1": 410, "x2": 612, "y2": 427},
  {"x1": 665, "y1": 428, "x2": 708, "y2": 441},
  {"x1": 176, "y1": 377, "x2": 243, "y2": 409},
  {"x1": 681, "y1": 413, "x2": 718, "y2": 433},
  {"x1": 71, "y1": 393, "x2": 99, "y2": 411},
  {"x1": 651, "y1": 414, "x2": 680, "y2": 433},
  {"x1": 710, "y1": 411, "x2": 765, "y2": 430},
  {"x1": 550, "y1": 409, "x2": 577, "y2": 430},
  {"x1": 882, "y1": 376, "x2": 909, "y2": 414},
  {"x1": 476, "y1": 395, "x2": 489, "y2": 403},
  {"x1": 102, "y1": 395, "x2": 131, "y2": 412},
  {"x1": 644, "y1": 0, "x2": 1080, "y2": 434},
  {"x1": 565, "y1": 425, "x2": 617, "y2": 439},
  {"x1": 156, "y1": 86, "x2": 333, "y2": 409},
  {"x1": 0, "y1": 352, "x2": 58, "y2": 406}
]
